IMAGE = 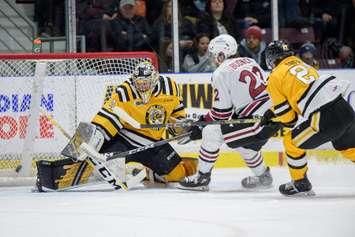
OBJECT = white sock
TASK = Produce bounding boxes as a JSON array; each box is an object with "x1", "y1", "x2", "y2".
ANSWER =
[{"x1": 198, "y1": 146, "x2": 219, "y2": 174}]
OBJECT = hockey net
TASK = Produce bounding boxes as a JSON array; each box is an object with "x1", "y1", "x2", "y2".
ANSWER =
[{"x1": 0, "y1": 52, "x2": 158, "y2": 186}]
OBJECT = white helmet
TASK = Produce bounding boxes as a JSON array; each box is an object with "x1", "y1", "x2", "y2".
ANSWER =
[{"x1": 208, "y1": 34, "x2": 238, "y2": 65}]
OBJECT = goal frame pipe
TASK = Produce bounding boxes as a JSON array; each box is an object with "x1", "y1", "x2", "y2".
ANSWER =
[
  {"x1": 0, "y1": 52, "x2": 159, "y2": 69},
  {"x1": 19, "y1": 62, "x2": 47, "y2": 177},
  {"x1": 0, "y1": 51, "x2": 159, "y2": 179}
]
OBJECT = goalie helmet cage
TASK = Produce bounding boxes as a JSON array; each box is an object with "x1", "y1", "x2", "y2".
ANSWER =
[{"x1": 0, "y1": 51, "x2": 158, "y2": 186}]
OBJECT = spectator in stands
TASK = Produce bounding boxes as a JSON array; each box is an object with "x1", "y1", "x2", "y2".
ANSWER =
[
  {"x1": 238, "y1": 26, "x2": 268, "y2": 69},
  {"x1": 196, "y1": 0, "x2": 242, "y2": 41},
  {"x1": 180, "y1": 0, "x2": 204, "y2": 26},
  {"x1": 182, "y1": 33, "x2": 216, "y2": 72},
  {"x1": 111, "y1": 0, "x2": 152, "y2": 51},
  {"x1": 297, "y1": 42, "x2": 320, "y2": 69},
  {"x1": 320, "y1": 37, "x2": 354, "y2": 68},
  {"x1": 151, "y1": 0, "x2": 196, "y2": 63},
  {"x1": 233, "y1": 0, "x2": 271, "y2": 29},
  {"x1": 34, "y1": 0, "x2": 65, "y2": 36},
  {"x1": 310, "y1": 0, "x2": 340, "y2": 43},
  {"x1": 135, "y1": 0, "x2": 146, "y2": 17},
  {"x1": 78, "y1": 0, "x2": 119, "y2": 51},
  {"x1": 338, "y1": 46, "x2": 354, "y2": 68},
  {"x1": 224, "y1": 0, "x2": 238, "y2": 16},
  {"x1": 145, "y1": 0, "x2": 164, "y2": 26},
  {"x1": 278, "y1": 0, "x2": 311, "y2": 28},
  {"x1": 193, "y1": 0, "x2": 206, "y2": 12},
  {"x1": 159, "y1": 40, "x2": 174, "y2": 73},
  {"x1": 342, "y1": 0, "x2": 355, "y2": 60}
]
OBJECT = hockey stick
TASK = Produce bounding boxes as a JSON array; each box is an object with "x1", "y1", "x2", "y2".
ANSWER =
[
  {"x1": 41, "y1": 111, "x2": 129, "y2": 191},
  {"x1": 140, "y1": 117, "x2": 262, "y2": 129},
  {"x1": 113, "y1": 107, "x2": 141, "y2": 129},
  {"x1": 113, "y1": 106, "x2": 262, "y2": 129},
  {"x1": 81, "y1": 131, "x2": 192, "y2": 162}
]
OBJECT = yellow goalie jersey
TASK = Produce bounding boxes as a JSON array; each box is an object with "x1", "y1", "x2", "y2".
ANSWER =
[
  {"x1": 267, "y1": 56, "x2": 323, "y2": 126},
  {"x1": 91, "y1": 75, "x2": 185, "y2": 145}
]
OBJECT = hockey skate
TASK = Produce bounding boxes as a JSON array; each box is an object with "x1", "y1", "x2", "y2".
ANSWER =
[
  {"x1": 279, "y1": 175, "x2": 315, "y2": 197},
  {"x1": 177, "y1": 171, "x2": 211, "y2": 191},
  {"x1": 241, "y1": 167, "x2": 273, "y2": 189}
]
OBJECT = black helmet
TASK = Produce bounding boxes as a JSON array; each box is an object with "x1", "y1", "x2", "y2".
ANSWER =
[{"x1": 265, "y1": 40, "x2": 294, "y2": 69}]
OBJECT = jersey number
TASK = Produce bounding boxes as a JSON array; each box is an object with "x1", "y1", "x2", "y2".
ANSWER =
[
  {"x1": 239, "y1": 66, "x2": 266, "y2": 99},
  {"x1": 289, "y1": 65, "x2": 316, "y2": 84},
  {"x1": 214, "y1": 88, "x2": 220, "y2": 101}
]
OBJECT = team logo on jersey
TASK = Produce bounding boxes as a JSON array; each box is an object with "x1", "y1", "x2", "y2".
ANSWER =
[{"x1": 145, "y1": 105, "x2": 166, "y2": 129}]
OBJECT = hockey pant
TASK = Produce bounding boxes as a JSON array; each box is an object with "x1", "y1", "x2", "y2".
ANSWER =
[
  {"x1": 197, "y1": 122, "x2": 281, "y2": 175},
  {"x1": 197, "y1": 95, "x2": 281, "y2": 174},
  {"x1": 283, "y1": 96, "x2": 355, "y2": 180},
  {"x1": 100, "y1": 134, "x2": 197, "y2": 182}
]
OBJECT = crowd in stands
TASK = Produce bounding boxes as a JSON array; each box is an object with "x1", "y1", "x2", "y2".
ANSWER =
[{"x1": 33, "y1": 0, "x2": 355, "y2": 72}]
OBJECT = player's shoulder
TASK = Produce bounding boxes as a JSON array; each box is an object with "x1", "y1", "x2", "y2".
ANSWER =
[
  {"x1": 115, "y1": 79, "x2": 138, "y2": 102},
  {"x1": 156, "y1": 75, "x2": 179, "y2": 96},
  {"x1": 213, "y1": 57, "x2": 262, "y2": 80},
  {"x1": 219, "y1": 57, "x2": 260, "y2": 71},
  {"x1": 278, "y1": 56, "x2": 303, "y2": 69}
]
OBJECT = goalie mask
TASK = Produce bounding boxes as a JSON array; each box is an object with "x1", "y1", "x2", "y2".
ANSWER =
[{"x1": 132, "y1": 61, "x2": 159, "y2": 104}]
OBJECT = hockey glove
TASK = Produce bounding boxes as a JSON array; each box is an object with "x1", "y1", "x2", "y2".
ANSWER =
[
  {"x1": 188, "y1": 125, "x2": 203, "y2": 140},
  {"x1": 187, "y1": 116, "x2": 205, "y2": 141},
  {"x1": 260, "y1": 109, "x2": 276, "y2": 126}
]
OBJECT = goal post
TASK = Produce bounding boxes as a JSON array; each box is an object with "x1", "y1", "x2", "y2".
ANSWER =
[{"x1": 0, "y1": 52, "x2": 158, "y2": 185}]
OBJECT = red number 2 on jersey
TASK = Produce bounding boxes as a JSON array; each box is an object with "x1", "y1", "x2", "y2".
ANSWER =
[{"x1": 239, "y1": 66, "x2": 266, "y2": 99}]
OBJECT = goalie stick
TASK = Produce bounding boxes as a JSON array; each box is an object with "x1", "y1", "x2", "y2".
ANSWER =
[
  {"x1": 81, "y1": 131, "x2": 192, "y2": 162},
  {"x1": 41, "y1": 111, "x2": 129, "y2": 191},
  {"x1": 113, "y1": 106, "x2": 262, "y2": 129}
]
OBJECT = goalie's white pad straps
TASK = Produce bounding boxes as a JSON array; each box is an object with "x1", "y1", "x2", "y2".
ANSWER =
[{"x1": 79, "y1": 143, "x2": 107, "y2": 162}]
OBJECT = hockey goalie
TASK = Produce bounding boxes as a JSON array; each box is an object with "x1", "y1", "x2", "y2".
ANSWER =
[{"x1": 35, "y1": 61, "x2": 197, "y2": 191}]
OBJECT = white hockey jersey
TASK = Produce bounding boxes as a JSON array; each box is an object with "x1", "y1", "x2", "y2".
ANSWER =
[{"x1": 205, "y1": 57, "x2": 269, "y2": 121}]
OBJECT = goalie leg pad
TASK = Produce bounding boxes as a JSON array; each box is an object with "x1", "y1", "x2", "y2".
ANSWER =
[
  {"x1": 164, "y1": 157, "x2": 198, "y2": 182},
  {"x1": 340, "y1": 148, "x2": 355, "y2": 161},
  {"x1": 36, "y1": 158, "x2": 94, "y2": 191},
  {"x1": 61, "y1": 122, "x2": 105, "y2": 161}
]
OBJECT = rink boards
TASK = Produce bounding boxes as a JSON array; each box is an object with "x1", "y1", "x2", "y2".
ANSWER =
[{"x1": 1, "y1": 70, "x2": 354, "y2": 169}]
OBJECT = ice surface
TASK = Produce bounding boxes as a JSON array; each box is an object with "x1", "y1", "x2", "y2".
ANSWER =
[{"x1": 1, "y1": 162, "x2": 355, "y2": 237}]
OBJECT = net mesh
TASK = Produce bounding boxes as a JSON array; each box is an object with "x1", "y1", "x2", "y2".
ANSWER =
[{"x1": 0, "y1": 52, "x2": 158, "y2": 180}]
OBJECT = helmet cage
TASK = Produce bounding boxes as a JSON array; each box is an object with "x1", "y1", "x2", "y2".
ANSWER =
[{"x1": 132, "y1": 61, "x2": 159, "y2": 103}]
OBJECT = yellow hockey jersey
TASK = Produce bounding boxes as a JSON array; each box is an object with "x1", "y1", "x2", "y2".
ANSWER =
[
  {"x1": 266, "y1": 56, "x2": 342, "y2": 126},
  {"x1": 92, "y1": 75, "x2": 186, "y2": 146}
]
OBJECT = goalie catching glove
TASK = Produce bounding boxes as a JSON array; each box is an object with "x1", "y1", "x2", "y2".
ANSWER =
[
  {"x1": 166, "y1": 117, "x2": 196, "y2": 145},
  {"x1": 61, "y1": 122, "x2": 105, "y2": 162}
]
